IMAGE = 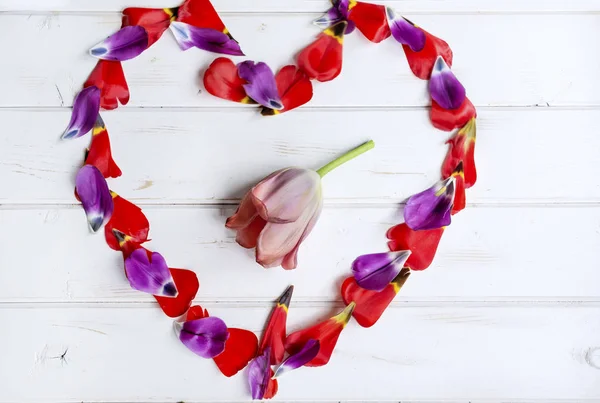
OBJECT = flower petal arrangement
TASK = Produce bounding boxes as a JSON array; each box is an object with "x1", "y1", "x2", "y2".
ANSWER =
[{"x1": 60, "y1": 0, "x2": 479, "y2": 399}]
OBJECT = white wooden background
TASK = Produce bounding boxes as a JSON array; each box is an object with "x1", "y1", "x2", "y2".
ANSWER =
[{"x1": 1, "y1": 0, "x2": 600, "y2": 401}]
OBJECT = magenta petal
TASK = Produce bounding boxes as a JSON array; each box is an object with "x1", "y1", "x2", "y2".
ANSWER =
[
  {"x1": 386, "y1": 8, "x2": 425, "y2": 52},
  {"x1": 248, "y1": 347, "x2": 271, "y2": 400},
  {"x1": 89, "y1": 26, "x2": 148, "y2": 61},
  {"x1": 274, "y1": 339, "x2": 320, "y2": 378},
  {"x1": 429, "y1": 56, "x2": 466, "y2": 110},
  {"x1": 237, "y1": 61, "x2": 282, "y2": 110},
  {"x1": 124, "y1": 249, "x2": 178, "y2": 297},
  {"x1": 169, "y1": 22, "x2": 244, "y2": 56},
  {"x1": 404, "y1": 177, "x2": 456, "y2": 231},
  {"x1": 352, "y1": 250, "x2": 411, "y2": 291},
  {"x1": 175, "y1": 317, "x2": 229, "y2": 359},
  {"x1": 75, "y1": 165, "x2": 113, "y2": 232},
  {"x1": 61, "y1": 86, "x2": 100, "y2": 139}
]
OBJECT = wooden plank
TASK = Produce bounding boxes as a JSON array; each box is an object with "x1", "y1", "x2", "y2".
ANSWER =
[
  {"x1": 2, "y1": 304, "x2": 599, "y2": 402},
  {"x1": 3, "y1": 205, "x2": 600, "y2": 302},
  {"x1": 2, "y1": 108, "x2": 600, "y2": 204},
  {"x1": 2, "y1": 13, "x2": 599, "y2": 107}
]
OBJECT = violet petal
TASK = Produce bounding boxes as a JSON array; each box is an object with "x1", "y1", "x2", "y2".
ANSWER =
[
  {"x1": 313, "y1": 1, "x2": 355, "y2": 34},
  {"x1": 75, "y1": 164, "x2": 113, "y2": 232},
  {"x1": 175, "y1": 317, "x2": 229, "y2": 358},
  {"x1": 386, "y1": 8, "x2": 426, "y2": 52},
  {"x1": 61, "y1": 86, "x2": 101, "y2": 140},
  {"x1": 429, "y1": 56, "x2": 466, "y2": 110},
  {"x1": 352, "y1": 250, "x2": 411, "y2": 291},
  {"x1": 247, "y1": 347, "x2": 271, "y2": 400},
  {"x1": 404, "y1": 177, "x2": 456, "y2": 231},
  {"x1": 89, "y1": 25, "x2": 148, "y2": 61},
  {"x1": 237, "y1": 61, "x2": 283, "y2": 110},
  {"x1": 124, "y1": 249, "x2": 178, "y2": 297},
  {"x1": 169, "y1": 22, "x2": 244, "y2": 56},
  {"x1": 273, "y1": 339, "x2": 320, "y2": 378}
]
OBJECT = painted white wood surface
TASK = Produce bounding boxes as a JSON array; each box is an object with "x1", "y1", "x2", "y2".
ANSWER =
[{"x1": 1, "y1": 0, "x2": 599, "y2": 402}]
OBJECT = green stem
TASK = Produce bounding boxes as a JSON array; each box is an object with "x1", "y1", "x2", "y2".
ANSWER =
[{"x1": 316, "y1": 140, "x2": 375, "y2": 178}]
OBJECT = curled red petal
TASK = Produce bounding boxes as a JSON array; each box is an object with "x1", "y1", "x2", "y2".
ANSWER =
[
  {"x1": 297, "y1": 21, "x2": 346, "y2": 82},
  {"x1": 105, "y1": 194, "x2": 150, "y2": 252},
  {"x1": 442, "y1": 118, "x2": 477, "y2": 188},
  {"x1": 348, "y1": 1, "x2": 391, "y2": 43},
  {"x1": 85, "y1": 117, "x2": 121, "y2": 178},
  {"x1": 122, "y1": 7, "x2": 173, "y2": 47},
  {"x1": 341, "y1": 268, "x2": 410, "y2": 327},
  {"x1": 84, "y1": 60, "x2": 130, "y2": 110},
  {"x1": 386, "y1": 223, "x2": 444, "y2": 271},
  {"x1": 452, "y1": 169, "x2": 466, "y2": 214},
  {"x1": 263, "y1": 369, "x2": 278, "y2": 399},
  {"x1": 154, "y1": 268, "x2": 199, "y2": 318},
  {"x1": 430, "y1": 98, "x2": 477, "y2": 132},
  {"x1": 187, "y1": 304, "x2": 210, "y2": 320},
  {"x1": 177, "y1": 0, "x2": 227, "y2": 33},
  {"x1": 203, "y1": 57, "x2": 253, "y2": 103},
  {"x1": 259, "y1": 285, "x2": 293, "y2": 365},
  {"x1": 403, "y1": 28, "x2": 453, "y2": 80},
  {"x1": 262, "y1": 65, "x2": 313, "y2": 116}
]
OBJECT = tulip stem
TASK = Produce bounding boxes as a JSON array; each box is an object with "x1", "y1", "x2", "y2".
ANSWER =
[{"x1": 316, "y1": 140, "x2": 375, "y2": 178}]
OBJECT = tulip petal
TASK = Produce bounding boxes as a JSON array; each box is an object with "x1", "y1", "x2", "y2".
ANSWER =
[
  {"x1": 263, "y1": 370, "x2": 278, "y2": 399},
  {"x1": 386, "y1": 8, "x2": 425, "y2": 52},
  {"x1": 342, "y1": 268, "x2": 410, "y2": 327},
  {"x1": 175, "y1": 316, "x2": 229, "y2": 358},
  {"x1": 450, "y1": 163, "x2": 466, "y2": 215},
  {"x1": 84, "y1": 115, "x2": 122, "y2": 178},
  {"x1": 122, "y1": 7, "x2": 173, "y2": 48},
  {"x1": 429, "y1": 56, "x2": 466, "y2": 110},
  {"x1": 281, "y1": 197, "x2": 322, "y2": 270},
  {"x1": 62, "y1": 86, "x2": 101, "y2": 140},
  {"x1": 261, "y1": 65, "x2": 313, "y2": 116},
  {"x1": 90, "y1": 25, "x2": 148, "y2": 61},
  {"x1": 204, "y1": 57, "x2": 254, "y2": 104},
  {"x1": 105, "y1": 193, "x2": 149, "y2": 251},
  {"x1": 177, "y1": 0, "x2": 227, "y2": 33},
  {"x1": 314, "y1": 1, "x2": 356, "y2": 34},
  {"x1": 442, "y1": 118, "x2": 477, "y2": 188},
  {"x1": 186, "y1": 304, "x2": 209, "y2": 320},
  {"x1": 84, "y1": 60, "x2": 130, "y2": 110},
  {"x1": 274, "y1": 339, "x2": 320, "y2": 378},
  {"x1": 403, "y1": 28, "x2": 453, "y2": 80},
  {"x1": 404, "y1": 177, "x2": 455, "y2": 231},
  {"x1": 259, "y1": 285, "x2": 293, "y2": 365},
  {"x1": 297, "y1": 21, "x2": 346, "y2": 82},
  {"x1": 214, "y1": 328, "x2": 258, "y2": 377},
  {"x1": 169, "y1": 22, "x2": 244, "y2": 55},
  {"x1": 237, "y1": 61, "x2": 282, "y2": 110},
  {"x1": 352, "y1": 250, "x2": 411, "y2": 291},
  {"x1": 124, "y1": 249, "x2": 178, "y2": 297},
  {"x1": 75, "y1": 165, "x2": 113, "y2": 232},
  {"x1": 387, "y1": 223, "x2": 445, "y2": 271},
  {"x1": 348, "y1": 1, "x2": 390, "y2": 43},
  {"x1": 431, "y1": 97, "x2": 477, "y2": 132},
  {"x1": 284, "y1": 302, "x2": 355, "y2": 367},
  {"x1": 154, "y1": 268, "x2": 199, "y2": 318},
  {"x1": 248, "y1": 347, "x2": 271, "y2": 400}
]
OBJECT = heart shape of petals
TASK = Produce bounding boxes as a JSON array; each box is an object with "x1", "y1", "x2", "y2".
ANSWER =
[
  {"x1": 124, "y1": 249, "x2": 178, "y2": 297},
  {"x1": 89, "y1": 25, "x2": 149, "y2": 61},
  {"x1": 75, "y1": 164, "x2": 114, "y2": 232},
  {"x1": 175, "y1": 316, "x2": 230, "y2": 359}
]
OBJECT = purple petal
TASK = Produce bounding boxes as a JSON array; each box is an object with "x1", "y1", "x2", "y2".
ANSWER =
[
  {"x1": 404, "y1": 177, "x2": 456, "y2": 231},
  {"x1": 75, "y1": 164, "x2": 113, "y2": 232},
  {"x1": 352, "y1": 250, "x2": 411, "y2": 291},
  {"x1": 429, "y1": 56, "x2": 466, "y2": 110},
  {"x1": 175, "y1": 317, "x2": 229, "y2": 359},
  {"x1": 247, "y1": 347, "x2": 271, "y2": 400},
  {"x1": 169, "y1": 22, "x2": 244, "y2": 56},
  {"x1": 386, "y1": 8, "x2": 426, "y2": 52},
  {"x1": 89, "y1": 26, "x2": 148, "y2": 61},
  {"x1": 124, "y1": 249, "x2": 178, "y2": 297},
  {"x1": 273, "y1": 339, "x2": 320, "y2": 378},
  {"x1": 313, "y1": 2, "x2": 355, "y2": 34},
  {"x1": 61, "y1": 86, "x2": 100, "y2": 139},
  {"x1": 237, "y1": 61, "x2": 283, "y2": 110}
]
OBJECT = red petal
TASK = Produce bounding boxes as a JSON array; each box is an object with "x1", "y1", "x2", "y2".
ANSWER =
[
  {"x1": 451, "y1": 167, "x2": 466, "y2": 215},
  {"x1": 213, "y1": 328, "x2": 258, "y2": 377},
  {"x1": 386, "y1": 224, "x2": 444, "y2": 271},
  {"x1": 297, "y1": 22, "x2": 345, "y2": 82},
  {"x1": 177, "y1": 0, "x2": 227, "y2": 33},
  {"x1": 85, "y1": 122, "x2": 121, "y2": 178},
  {"x1": 341, "y1": 268, "x2": 410, "y2": 328},
  {"x1": 105, "y1": 194, "x2": 150, "y2": 252},
  {"x1": 262, "y1": 65, "x2": 313, "y2": 116},
  {"x1": 442, "y1": 118, "x2": 477, "y2": 188},
  {"x1": 284, "y1": 303, "x2": 354, "y2": 367},
  {"x1": 431, "y1": 98, "x2": 477, "y2": 132},
  {"x1": 186, "y1": 304, "x2": 209, "y2": 320},
  {"x1": 122, "y1": 7, "x2": 173, "y2": 47},
  {"x1": 203, "y1": 57, "x2": 252, "y2": 103},
  {"x1": 84, "y1": 60, "x2": 130, "y2": 110},
  {"x1": 264, "y1": 369, "x2": 278, "y2": 399},
  {"x1": 403, "y1": 29, "x2": 453, "y2": 80},
  {"x1": 348, "y1": 2, "x2": 391, "y2": 43},
  {"x1": 259, "y1": 286, "x2": 293, "y2": 365},
  {"x1": 154, "y1": 268, "x2": 199, "y2": 318}
]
